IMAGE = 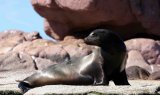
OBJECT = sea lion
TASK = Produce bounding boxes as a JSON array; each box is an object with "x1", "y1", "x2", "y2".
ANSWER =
[
  {"x1": 84, "y1": 29, "x2": 130, "y2": 85},
  {"x1": 18, "y1": 46, "x2": 105, "y2": 93}
]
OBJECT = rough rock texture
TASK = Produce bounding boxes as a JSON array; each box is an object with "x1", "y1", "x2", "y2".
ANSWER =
[
  {"x1": 0, "y1": 30, "x2": 94, "y2": 94},
  {"x1": 125, "y1": 38, "x2": 160, "y2": 65},
  {"x1": 24, "y1": 80, "x2": 160, "y2": 95},
  {"x1": 126, "y1": 66, "x2": 150, "y2": 80},
  {"x1": 125, "y1": 38, "x2": 160, "y2": 80},
  {"x1": 0, "y1": 52, "x2": 35, "y2": 71},
  {"x1": 0, "y1": 30, "x2": 40, "y2": 54},
  {"x1": 0, "y1": 30, "x2": 92, "y2": 71},
  {"x1": 149, "y1": 71, "x2": 160, "y2": 80},
  {"x1": 31, "y1": 0, "x2": 160, "y2": 40}
]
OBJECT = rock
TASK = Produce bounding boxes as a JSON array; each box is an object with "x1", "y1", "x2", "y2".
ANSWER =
[
  {"x1": 23, "y1": 31, "x2": 41, "y2": 41},
  {"x1": 149, "y1": 71, "x2": 160, "y2": 80},
  {"x1": 126, "y1": 66, "x2": 150, "y2": 80},
  {"x1": 0, "y1": 30, "x2": 95, "y2": 71},
  {"x1": 1, "y1": 80, "x2": 160, "y2": 95},
  {"x1": 60, "y1": 36, "x2": 85, "y2": 46},
  {"x1": 0, "y1": 30, "x2": 94, "y2": 71},
  {"x1": 0, "y1": 30, "x2": 26, "y2": 54},
  {"x1": 13, "y1": 39, "x2": 56, "y2": 56},
  {"x1": 126, "y1": 50, "x2": 151, "y2": 72},
  {"x1": 60, "y1": 37, "x2": 91, "y2": 58},
  {"x1": 39, "y1": 45, "x2": 69, "y2": 63},
  {"x1": 24, "y1": 80, "x2": 160, "y2": 95},
  {"x1": 0, "y1": 30, "x2": 42, "y2": 54},
  {"x1": 125, "y1": 39, "x2": 160, "y2": 79},
  {"x1": 0, "y1": 69, "x2": 35, "y2": 91},
  {"x1": 125, "y1": 38, "x2": 160, "y2": 65},
  {"x1": 34, "y1": 57, "x2": 56, "y2": 70},
  {"x1": 129, "y1": 0, "x2": 160, "y2": 37},
  {"x1": 63, "y1": 44, "x2": 91, "y2": 58},
  {"x1": 156, "y1": 55, "x2": 160, "y2": 64},
  {"x1": 31, "y1": 0, "x2": 160, "y2": 40},
  {"x1": 0, "y1": 52, "x2": 35, "y2": 71},
  {"x1": 149, "y1": 65, "x2": 160, "y2": 74}
]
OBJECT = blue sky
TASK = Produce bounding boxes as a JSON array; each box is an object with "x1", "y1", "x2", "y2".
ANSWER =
[{"x1": 0, "y1": 0, "x2": 52, "y2": 39}]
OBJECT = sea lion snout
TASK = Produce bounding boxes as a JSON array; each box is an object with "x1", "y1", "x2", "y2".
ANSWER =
[{"x1": 84, "y1": 34, "x2": 100, "y2": 45}]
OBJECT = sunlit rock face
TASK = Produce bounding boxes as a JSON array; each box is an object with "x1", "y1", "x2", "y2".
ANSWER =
[
  {"x1": 0, "y1": 30, "x2": 92, "y2": 71},
  {"x1": 31, "y1": 0, "x2": 160, "y2": 40}
]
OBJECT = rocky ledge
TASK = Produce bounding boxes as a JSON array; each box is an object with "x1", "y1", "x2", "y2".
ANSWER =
[{"x1": 1, "y1": 79, "x2": 160, "y2": 95}]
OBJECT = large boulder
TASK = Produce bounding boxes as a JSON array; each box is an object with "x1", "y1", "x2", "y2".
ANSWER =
[
  {"x1": 125, "y1": 38, "x2": 160, "y2": 80},
  {"x1": 0, "y1": 30, "x2": 41, "y2": 54},
  {"x1": 31, "y1": 0, "x2": 160, "y2": 40},
  {"x1": 125, "y1": 38, "x2": 160, "y2": 65}
]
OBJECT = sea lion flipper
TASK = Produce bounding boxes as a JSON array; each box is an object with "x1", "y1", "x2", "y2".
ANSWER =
[
  {"x1": 18, "y1": 81, "x2": 31, "y2": 93},
  {"x1": 112, "y1": 70, "x2": 130, "y2": 85}
]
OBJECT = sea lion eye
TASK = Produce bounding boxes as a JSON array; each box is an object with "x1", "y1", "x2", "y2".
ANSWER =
[{"x1": 90, "y1": 32, "x2": 97, "y2": 37}]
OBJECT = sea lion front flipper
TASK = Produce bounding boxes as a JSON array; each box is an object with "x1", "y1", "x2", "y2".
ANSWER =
[
  {"x1": 112, "y1": 70, "x2": 130, "y2": 85},
  {"x1": 93, "y1": 63, "x2": 107, "y2": 85}
]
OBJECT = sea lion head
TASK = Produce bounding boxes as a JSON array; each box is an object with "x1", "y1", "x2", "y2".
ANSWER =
[
  {"x1": 84, "y1": 29, "x2": 125, "y2": 50},
  {"x1": 84, "y1": 29, "x2": 114, "y2": 46}
]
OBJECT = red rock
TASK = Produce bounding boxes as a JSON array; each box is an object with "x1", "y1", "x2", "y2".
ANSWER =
[
  {"x1": 0, "y1": 52, "x2": 35, "y2": 71},
  {"x1": 31, "y1": 0, "x2": 134, "y2": 40},
  {"x1": 156, "y1": 55, "x2": 160, "y2": 64},
  {"x1": 126, "y1": 50, "x2": 150, "y2": 72},
  {"x1": 61, "y1": 36, "x2": 85, "y2": 45},
  {"x1": 125, "y1": 38, "x2": 160, "y2": 65},
  {"x1": 24, "y1": 31, "x2": 41, "y2": 41},
  {"x1": 148, "y1": 71, "x2": 160, "y2": 80},
  {"x1": 129, "y1": 0, "x2": 160, "y2": 36},
  {"x1": 39, "y1": 45, "x2": 69, "y2": 63},
  {"x1": 0, "y1": 30, "x2": 42, "y2": 54},
  {"x1": 31, "y1": 0, "x2": 160, "y2": 40},
  {"x1": 126, "y1": 66, "x2": 150, "y2": 80},
  {"x1": 34, "y1": 57, "x2": 57, "y2": 70},
  {"x1": 149, "y1": 65, "x2": 160, "y2": 74},
  {"x1": 13, "y1": 39, "x2": 56, "y2": 56}
]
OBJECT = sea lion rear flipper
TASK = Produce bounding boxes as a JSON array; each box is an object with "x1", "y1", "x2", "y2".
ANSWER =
[{"x1": 18, "y1": 81, "x2": 31, "y2": 94}]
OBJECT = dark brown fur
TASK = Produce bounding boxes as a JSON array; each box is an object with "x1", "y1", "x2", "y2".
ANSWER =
[{"x1": 84, "y1": 29, "x2": 130, "y2": 85}]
